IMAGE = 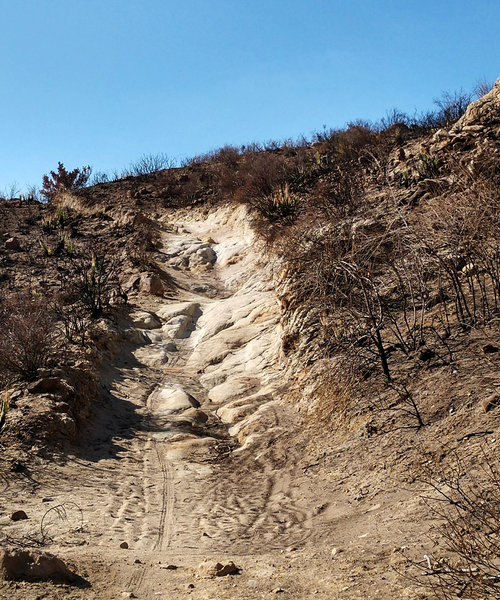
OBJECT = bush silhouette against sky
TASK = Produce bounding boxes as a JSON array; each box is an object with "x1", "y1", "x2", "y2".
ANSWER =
[{"x1": 0, "y1": 0, "x2": 498, "y2": 191}]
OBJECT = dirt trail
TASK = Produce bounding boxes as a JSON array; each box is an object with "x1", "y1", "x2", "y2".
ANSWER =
[
  {"x1": 0, "y1": 206, "x2": 324, "y2": 598},
  {"x1": 0, "y1": 206, "x2": 426, "y2": 599}
]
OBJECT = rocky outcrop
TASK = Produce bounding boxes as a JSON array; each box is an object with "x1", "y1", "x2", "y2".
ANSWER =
[{"x1": 424, "y1": 77, "x2": 500, "y2": 156}]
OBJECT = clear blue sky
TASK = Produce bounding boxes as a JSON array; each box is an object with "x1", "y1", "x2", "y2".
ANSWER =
[{"x1": 1, "y1": 0, "x2": 498, "y2": 193}]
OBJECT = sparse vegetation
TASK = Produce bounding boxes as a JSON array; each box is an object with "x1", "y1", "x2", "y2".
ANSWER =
[
  {"x1": 68, "y1": 249, "x2": 121, "y2": 318},
  {"x1": 41, "y1": 162, "x2": 92, "y2": 202},
  {"x1": 0, "y1": 292, "x2": 58, "y2": 383},
  {"x1": 408, "y1": 453, "x2": 500, "y2": 599},
  {"x1": 0, "y1": 79, "x2": 498, "y2": 600},
  {"x1": 254, "y1": 183, "x2": 300, "y2": 223},
  {"x1": 123, "y1": 153, "x2": 175, "y2": 176}
]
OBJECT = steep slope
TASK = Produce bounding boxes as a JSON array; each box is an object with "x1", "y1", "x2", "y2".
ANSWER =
[{"x1": 0, "y1": 81, "x2": 499, "y2": 599}]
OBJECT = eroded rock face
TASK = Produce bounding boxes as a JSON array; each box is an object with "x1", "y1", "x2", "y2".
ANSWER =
[
  {"x1": 424, "y1": 77, "x2": 500, "y2": 155},
  {"x1": 453, "y1": 77, "x2": 500, "y2": 129},
  {"x1": 0, "y1": 547, "x2": 76, "y2": 582}
]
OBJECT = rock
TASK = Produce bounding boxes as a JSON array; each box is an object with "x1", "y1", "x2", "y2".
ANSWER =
[
  {"x1": 195, "y1": 246, "x2": 217, "y2": 263},
  {"x1": 272, "y1": 588, "x2": 285, "y2": 594},
  {"x1": 182, "y1": 408, "x2": 209, "y2": 424},
  {"x1": 0, "y1": 547, "x2": 76, "y2": 582},
  {"x1": 164, "y1": 564, "x2": 178, "y2": 570},
  {"x1": 120, "y1": 541, "x2": 129, "y2": 549},
  {"x1": 139, "y1": 273, "x2": 164, "y2": 296},
  {"x1": 27, "y1": 377, "x2": 73, "y2": 400},
  {"x1": 121, "y1": 593, "x2": 137, "y2": 599},
  {"x1": 123, "y1": 274, "x2": 141, "y2": 292},
  {"x1": 331, "y1": 547, "x2": 343, "y2": 556},
  {"x1": 483, "y1": 344, "x2": 499, "y2": 354},
  {"x1": 4, "y1": 237, "x2": 20, "y2": 251},
  {"x1": 156, "y1": 388, "x2": 200, "y2": 413},
  {"x1": 451, "y1": 78, "x2": 500, "y2": 130},
  {"x1": 121, "y1": 328, "x2": 149, "y2": 344},
  {"x1": 10, "y1": 510, "x2": 28, "y2": 521},
  {"x1": 198, "y1": 560, "x2": 239, "y2": 578},
  {"x1": 134, "y1": 558, "x2": 142, "y2": 564},
  {"x1": 482, "y1": 393, "x2": 500, "y2": 413},
  {"x1": 157, "y1": 302, "x2": 200, "y2": 321},
  {"x1": 162, "y1": 315, "x2": 192, "y2": 339},
  {"x1": 130, "y1": 310, "x2": 162, "y2": 329}
]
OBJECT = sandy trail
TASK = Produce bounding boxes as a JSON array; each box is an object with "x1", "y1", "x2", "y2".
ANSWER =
[
  {"x1": 0, "y1": 206, "x2": 424, "y2": 600},
  {"x1": 1, "y1": 206, "x2": 322, "y2": 598}
]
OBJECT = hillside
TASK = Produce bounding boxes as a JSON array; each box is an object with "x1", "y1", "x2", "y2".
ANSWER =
[{"x1": 0, "y1": 80, "x2": 499, "y2": 600}]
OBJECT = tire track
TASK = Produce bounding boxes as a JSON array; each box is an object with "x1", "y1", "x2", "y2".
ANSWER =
[{"x1": 152, "y1": 440, "x2": 175, "y2": 551}]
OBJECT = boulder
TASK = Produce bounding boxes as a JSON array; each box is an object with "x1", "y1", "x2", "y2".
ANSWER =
[
  {"x1": 156, "y1": 388, "x2": 200, "y2": 413},
  {"x1": 157, "y1": 302, "x2": 200, "y2": 321},
  {"x1": 27, "y1": 377, "x2": 73, "y2": 401},
  {"x1": 0, "y1": 547, "x2": 76, "y2": 582},
  {"x1": 195, "y1": 246, "x2": 217, "y2": 263},
  {"x1": 130, "y1": 310, "x2": 162, "y2": 329},
  {"x1": 162, "y1": 315, "x2": 193, "y2": 339}
]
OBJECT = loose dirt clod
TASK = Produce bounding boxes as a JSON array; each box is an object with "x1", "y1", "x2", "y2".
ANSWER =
[{"x1": 0, "y1": 547, "x2": 76, "y2": 583}]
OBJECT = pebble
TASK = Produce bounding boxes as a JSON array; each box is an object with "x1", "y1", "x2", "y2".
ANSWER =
[
  {"x1": 120, "y1": 541, "x2": 129, "y2": 549},
  {"x1": 10, "y1": 510, "x2": 28, "y2": 521}
]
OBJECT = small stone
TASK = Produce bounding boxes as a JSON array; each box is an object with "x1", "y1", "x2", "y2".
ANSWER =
[
  {"x1": 10, "y1": 510, "x2": 28, "y2": 521},
  {"x1": 134, "y1": 559, "x2": 142, "y2": 564},
  {"x1": 187, "y1": 583, "x2": 195, "y2": 589},
  {"x1": 121, "y1": 593, "x2": 137, "y2": 599},
  {"x1": 165, "y1": 564, "x2": 177, "y2": 570},
  {"x1": 4, "y1": 237, "x2": 20, "y2": 251},
  {"x1": 331, "y1": 547, "x2": 343, "y2": 556},
  {"x1": 120, "y1": 541, "x2": 129, "y2": 549},
  {"x1": 272, "y1": 588, "x2": 285, "y2": 594}
]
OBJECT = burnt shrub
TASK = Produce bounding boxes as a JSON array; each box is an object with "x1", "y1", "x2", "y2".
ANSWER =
[
  {"x1": 41, "y1": 162, "x2": 92, "y2": 202},
  {"x1": 65, "y1": 249, "x2": 122, "y2": 318},
  {"x1": 0, "y1": 292, "x2": 58, "y2": 382}
]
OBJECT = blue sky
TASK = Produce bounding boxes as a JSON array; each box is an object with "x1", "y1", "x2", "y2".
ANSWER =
[{"x1": 0, "y1": 0, "x2": 498, "y2": 193}]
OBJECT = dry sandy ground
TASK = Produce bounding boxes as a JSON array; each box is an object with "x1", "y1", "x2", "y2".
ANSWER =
[{"x1": 0, "y1": 206, "x2": 468, "y2": 599}]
